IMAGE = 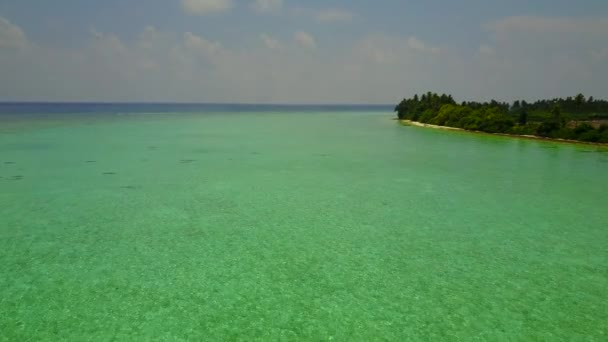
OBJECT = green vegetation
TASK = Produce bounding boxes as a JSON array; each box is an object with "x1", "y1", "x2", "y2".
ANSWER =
[{"x1": 395, "y1": 92, "x2": 608, "y2": 143}]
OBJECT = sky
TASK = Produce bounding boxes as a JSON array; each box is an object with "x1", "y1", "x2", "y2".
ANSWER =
[{"x1": 0, "y1": 0, "x2": 607, "y2": 104}]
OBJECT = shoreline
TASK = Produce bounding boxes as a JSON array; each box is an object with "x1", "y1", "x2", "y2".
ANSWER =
[{"x1": 399, "y1": 119, "x2": 608, "y2": 147}]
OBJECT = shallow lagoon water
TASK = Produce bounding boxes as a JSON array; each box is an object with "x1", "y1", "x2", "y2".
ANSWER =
[{"x1": 1, "y1": 106, "x2": 607, "y2": 340}]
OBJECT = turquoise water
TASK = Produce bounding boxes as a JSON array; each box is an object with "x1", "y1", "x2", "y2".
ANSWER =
[{"x1": 1, "y1": 107, "x2": 607, "y2": 340}]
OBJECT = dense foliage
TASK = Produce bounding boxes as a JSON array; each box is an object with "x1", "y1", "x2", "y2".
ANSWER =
[{"x1": 395, "y1": 92, "x2": 608, "y2": 143}]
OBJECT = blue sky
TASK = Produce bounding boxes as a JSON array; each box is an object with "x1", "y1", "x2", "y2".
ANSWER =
[{"x1": 1, "y1": 0, "x2": 607, "y2": 103}]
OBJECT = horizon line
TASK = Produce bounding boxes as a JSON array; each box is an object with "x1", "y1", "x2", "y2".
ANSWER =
[{"x1": 0, "y1": 101, "x2": 394, "y2": 107}]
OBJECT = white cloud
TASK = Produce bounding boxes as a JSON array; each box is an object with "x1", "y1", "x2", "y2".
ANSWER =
[
  {"x1": 260, "y1": 34, "x2": 280, "y2": 49},
  {"x1": 0, "y1": 26, "x2": 469, "y2": 103},
  {"x1": 2, "y1": 14, "x2": 608, "y2": 104},
  {"x1": 407, "y1": 36, "x2": 440, "y2": 54},
  {"x1": 251, "y1": 0, "x2": 283, "y2": 14},
  {"x1": 316, "y1": 9, "x2": 355, "y2": 23},
  {"x1": 90, "y1": 29, "x2": 127, "y2": 53},
  {"x1": 0, "y1": 16, "x2": 28, "y2": 49},
  {"x1": 294, "y1": 31, "x2": 316, "y2": 49},
  {"x1": 354, "y1": 35, "x2": 444, "y2": 66},
  {"x1": 354, "y1": 35, "x2": 399, "y2": 65},
  {"x1": 181, "y1": 0, "x2": 233, "y2": 15},
  {"x1": 184, "y1": 32, "x2": 222, "y2": 57},
  {"x1": 471, "y1": 15, "x2": 608, "y2": 100}
]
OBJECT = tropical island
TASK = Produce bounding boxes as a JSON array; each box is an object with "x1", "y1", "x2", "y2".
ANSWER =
[{"x1": 395, "y1": 93, "x2": 608, "y2": 144}]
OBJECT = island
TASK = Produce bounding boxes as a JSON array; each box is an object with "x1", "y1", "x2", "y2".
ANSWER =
[{"x1": 395, "y1": 93, "x2": 608, "y2": 144}]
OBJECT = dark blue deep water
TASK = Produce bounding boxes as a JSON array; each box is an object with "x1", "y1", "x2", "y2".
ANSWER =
[{"x1": 0, "y1": 102, "x2": 393, "y2": 117}]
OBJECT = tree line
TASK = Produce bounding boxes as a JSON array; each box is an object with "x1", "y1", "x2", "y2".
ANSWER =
[{"x1": 395, "y1": 92, "x2": 608, "y2": 143}]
